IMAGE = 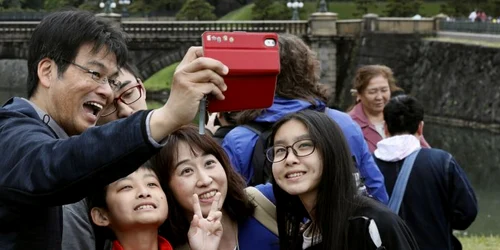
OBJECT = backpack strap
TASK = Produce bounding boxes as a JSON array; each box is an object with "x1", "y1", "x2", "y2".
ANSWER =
[
  {"x1": 388, "y1": 149, "x2": 421, "y2": 214},
  {"x1": 348, "y1": 215, "x2": 386, "y2": 249},
  {"x1": 245, "y1": 186, "x2": 278, "y2": 236},
  {"x1": 242, "y1": 122, "x2": 273, "y2": 186}
]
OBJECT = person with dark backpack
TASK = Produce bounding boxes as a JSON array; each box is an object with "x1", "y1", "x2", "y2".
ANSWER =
[
  {"x1": 373, "y1": 95, "x2": 477, "y2": 250},
  {"x1": 221, "y1": 34, "x2": 389, "y2": 204}
]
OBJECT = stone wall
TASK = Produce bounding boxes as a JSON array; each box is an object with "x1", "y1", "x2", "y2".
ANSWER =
[
  {"x1": 0, "y1": 59, "x2": 27, "y2": 104},
  {"x1": 336, "y1": 33, "x2": 500, "y2": 126}
]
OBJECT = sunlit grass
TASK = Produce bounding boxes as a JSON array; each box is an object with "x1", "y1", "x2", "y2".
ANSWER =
[
  {"x1": 143, "y1": 62, "x2": 179, "y2": 91},
  {"x1": 146, "y1": 100, "x2": 163, "y2": 110},
  {"x1": 459, "y1": 235, "x2": 500, "y2": 250},
  {"x1": 219, "y1": 3, "x2": 254, "y2": 20}
]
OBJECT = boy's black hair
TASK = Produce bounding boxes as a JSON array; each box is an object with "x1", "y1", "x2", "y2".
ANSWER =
[
  {"x1": 383, "y1": 95, "x2": 424, "y2": 136},
  {"x1": 86, "y1": 163, "x2": 157, "y2": 249}
]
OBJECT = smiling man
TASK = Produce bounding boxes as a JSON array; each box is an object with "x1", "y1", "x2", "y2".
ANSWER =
[
  {"x1": 0, "y1": 10, "x2": 228, "y2": 250},
  {"x1": 62, "y1": 62, "x2": 149, "y2": 250}
]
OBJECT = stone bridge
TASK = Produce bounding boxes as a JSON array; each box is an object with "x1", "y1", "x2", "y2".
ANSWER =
[{"x1": 0, "y1": 13, "x2": 443, "y2": 102}]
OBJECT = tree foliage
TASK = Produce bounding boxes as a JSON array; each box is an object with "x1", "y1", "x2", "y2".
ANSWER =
[
  {"x1": 354, "y1": 0, "x2": 377, "y2": 17},
  {"x1": 43, "y1": 0, "x2": 70, "y2": 11},
  {"x1": 385, "y1": 0, "x2": 423, "y2": 17},
  {"x1": 486, "y1": 0, "x2": 500, "y2": 17},
  {"x1": 176, "y1": 0, "x2": 216, "y2": 20},
  {"x1": 1, "y1": 0, "x2": 26, "y2": 10},
  {"x1": 252, "y1": 0, "x2": 291, "y2": 20},
  {"x1": 439, "y1": 0, "x2": 494, "y2": 18},
  {"x1": 206, "y1": 0, "x2": 247, "y2": 17}
]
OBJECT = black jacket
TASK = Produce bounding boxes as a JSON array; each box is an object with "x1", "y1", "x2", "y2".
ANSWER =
[
  {"x1": 306, "y1": 196, "x2": 420, "y2": 250},
  {"x1": 375, "y1": 148, "x2": 478, "y2": 250},
  {"x1": 0, "y1": 98, "x2": 160, "y2": 250}
]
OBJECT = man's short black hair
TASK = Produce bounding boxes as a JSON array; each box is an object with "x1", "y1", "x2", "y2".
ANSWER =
[
  {"x1": 27, "y1": 10, "x2": 128, "y2": 97},
  {"x1": 383, "y1": 95, "x2": 424, "y2": 135}
]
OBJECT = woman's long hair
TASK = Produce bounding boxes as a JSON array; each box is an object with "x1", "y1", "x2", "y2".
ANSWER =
[
  {"x1": 236, "y1": 34, "x2": 332, "y2": 124},
  {"x1": 270, "y1": 110, "x2": 361, "y2": 250},
  {"x1": 150, "y1": 125, "x2": 255, "y2": 247}
]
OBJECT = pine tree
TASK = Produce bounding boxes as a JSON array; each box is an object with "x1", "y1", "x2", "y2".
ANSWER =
[
  {"x1": 385, "y1": 0, "x2": 423, "y2": 17},
  {"x1": 252, "y1": 0, "x2": 291, "y2": 20},
  {"x1": 176, "y1": 0, "x2": 217, "y2": 21},
  {"x1": 354, "y1": 0, "x2": 378, "y2": 17},
  {"x1": 440, "y1": 0, "x2": 469, "y2": 17}
]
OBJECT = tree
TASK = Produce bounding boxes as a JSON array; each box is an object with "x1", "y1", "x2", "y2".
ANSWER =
[
  {"x1": 486, "y1": 0, "x2": 500, "y2": 17},
  {"x1": 43, "y1": 0, "x2": 70, "y2": 11},
  {"x1": 24, "y1": 0, "x2": 43, "y2": 10},
  {"x1": 354, "y1": 0, "x2": 377, "y2": 17},
  {"x1": 176, "y1": 0, "x2": 216, "y2": 20},
  {"x1": 2, "y1": 0, "x2": 25, "y2": 10},
  {"x1": 439, "y1": 0, "x2": 470, "y2": 17},
  {"x1": 252, "y1": 0, "x2": 291, "y2": 20},
  {"x1": 127, "y1": 0, "x2": 182, "y2": 16},
  {"x1": 385, "y1": 0, "x2": 423, "y2": 17}
]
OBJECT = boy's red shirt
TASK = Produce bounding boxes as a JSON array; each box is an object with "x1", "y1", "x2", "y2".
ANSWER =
[{"x1": 112, "y1": 236, "x2": 173, "y2": 250}]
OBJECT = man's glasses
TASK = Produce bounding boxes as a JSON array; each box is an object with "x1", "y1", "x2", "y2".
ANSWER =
[
  {"x1": 266, "y1": 139, "x2": 316, "y2": 163},
  {"x1": 64, "y1": 60, "x2": 117, "y2": 89},
  {"x1": 101, "y1": 84, "x2": 144, "y2": 117}
]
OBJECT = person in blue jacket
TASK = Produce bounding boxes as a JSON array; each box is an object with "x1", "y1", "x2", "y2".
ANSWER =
[
  {"x1": 150, "y1": 125, "x2": 279, "y2": 250},
  {"x1": 222, "y1": 34, "x2": 388, "y2": 204},
  {"x1": 0, "y1": 10, "x2": 228, "y2": 250}
]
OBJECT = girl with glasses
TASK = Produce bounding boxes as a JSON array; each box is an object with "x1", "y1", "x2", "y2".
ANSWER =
[{"x1": 269, "y1": 109, "x2": 419, "y2": 250}]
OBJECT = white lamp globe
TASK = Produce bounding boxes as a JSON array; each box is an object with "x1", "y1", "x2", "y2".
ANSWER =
[
  {"x1": 110, "y1": 2, "x2": 116, "y2": 8},
  {"x1": 99, "y1": 2, "x2": 105, "y2": 8},
  {"x1": 287, "y1": 2, "x2": 292, "y2": 8},
  {"x1": 298, "y1": 2, "x2": 304, "y2": 8}
]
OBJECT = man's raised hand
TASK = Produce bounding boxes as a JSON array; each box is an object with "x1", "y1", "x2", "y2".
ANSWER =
[{"x1": 149, "y1": 46, "x2": 228, "y2": 142}]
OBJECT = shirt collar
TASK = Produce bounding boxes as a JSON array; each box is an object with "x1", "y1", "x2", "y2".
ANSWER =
[{"x1": 22, "y1": 98, "x2": 69, "y2": 139}]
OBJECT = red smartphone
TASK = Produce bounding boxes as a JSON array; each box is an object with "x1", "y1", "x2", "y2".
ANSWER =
[{"x1": 202, "y1": 31, "x2": 280, "y2": 112}]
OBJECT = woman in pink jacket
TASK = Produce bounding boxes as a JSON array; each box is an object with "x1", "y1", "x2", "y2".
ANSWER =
[{"x1": 348, "y1": 65, "x2": 430, "y2": 153}]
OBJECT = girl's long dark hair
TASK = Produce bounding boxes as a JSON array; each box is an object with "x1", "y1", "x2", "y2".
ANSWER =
[
  {"x1": 270, "y1": 110, "x2": 362, "y2": 250},
  {"x1": 150, "y1": 125, "x2": 255, "y2": 247}
]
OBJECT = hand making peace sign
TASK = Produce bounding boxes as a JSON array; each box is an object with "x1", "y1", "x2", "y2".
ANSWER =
[{"x1": 187, "y1": 192, "x2": 223, "y2": 250}]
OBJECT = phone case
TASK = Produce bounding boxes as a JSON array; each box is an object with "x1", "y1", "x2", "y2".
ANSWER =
[{"x1": 202, "y1": 31, "x2": 280, "y2": 112}]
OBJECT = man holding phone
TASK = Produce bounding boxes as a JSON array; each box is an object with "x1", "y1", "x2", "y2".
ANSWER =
[{"x1": 0, "y1": 10, "x2": 228, "y2": 250}]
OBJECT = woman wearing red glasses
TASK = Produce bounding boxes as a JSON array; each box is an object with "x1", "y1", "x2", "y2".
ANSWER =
[{"x1": 97, "y1": 63, "x2": 147, "y2": 125}]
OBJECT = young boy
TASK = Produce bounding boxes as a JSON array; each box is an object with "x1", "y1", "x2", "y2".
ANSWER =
[{"x1": 88, "y1": 164, "x2": 223, "y2": 250}]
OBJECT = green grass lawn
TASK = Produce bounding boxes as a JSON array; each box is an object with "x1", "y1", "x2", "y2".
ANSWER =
[
  {"x1": 219, "y1": 3, "x2": 254, "y2": 20},
  {"x1": 143, "y1": 62, "x2": 179, "y2": 91},
  {"x1": 459, "y1": 235, "x2": 500, "y2": 250},
  {"x1": 220, "y1": 2, "x2": 445, "y2": 20}
]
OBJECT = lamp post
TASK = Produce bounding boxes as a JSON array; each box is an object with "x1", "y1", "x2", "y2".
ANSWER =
[
  {"x1": 118, "y1": 0, "x2": 131, "y2": 17},
  {"x1": 99, "y1": 0, "x2": 117, "y2": 14},
  {"x1": 287, "y1": 0, "x2": 304, "y2": 21},
  {"x1": 318, "y1": 0, "x2": 328, "y2": 13}
]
